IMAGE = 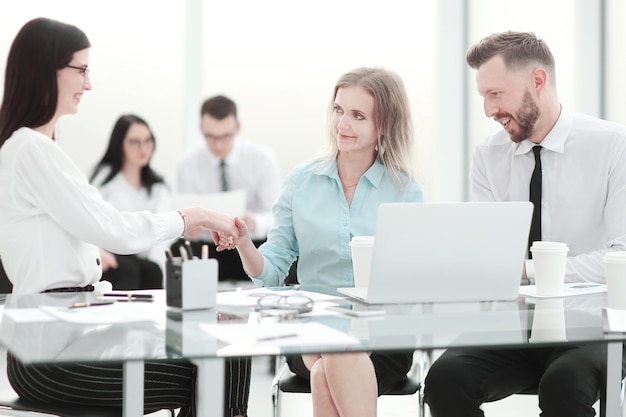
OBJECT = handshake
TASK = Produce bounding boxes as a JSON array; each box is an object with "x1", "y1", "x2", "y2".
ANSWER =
[{"x1": 176, "y1": 207, "x2": 250, "y2": 252}]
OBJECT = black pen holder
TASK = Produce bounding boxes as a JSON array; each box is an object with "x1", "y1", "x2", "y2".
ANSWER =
[{"x1": 166, "y1": 257, "x2": 218, "y2": 310}]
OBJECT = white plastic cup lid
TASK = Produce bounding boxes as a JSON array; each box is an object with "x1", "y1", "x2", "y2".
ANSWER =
[
  {"x1": 350, "y1": 236, "x2": 375, "y2": 246},
  {"x1": 604, "y1": 251, "x2": 626, "y2": 263},
  {"x1": 530, "y1": 241, "x2": 569, "y2": 251}
]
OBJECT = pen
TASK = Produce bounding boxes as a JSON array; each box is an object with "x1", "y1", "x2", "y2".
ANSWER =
[
  {"x1": 201, "y1": 244, "x2": 209, "y2": 260},
  {"x1": 179, "y1": 245, "x2": 189, "y2": 261},
  {"x1": 256, "y1": 333, "x2": 298, "y2": 342},
  {"x1": 102, "y1": 293, "x2": 153, "y2": 299},
  {"x1": 165, "y1": 248, "x2": 174, "y2": 261},
  {"x1": 101, "y1": 293, "x2": 154, "y2": 302},
  {"x1": 67, "y1": 301, "x2": 115, "y2": 309},
  {"x1": 184, "y1": 240, "x2": 195, "y2": 259}
]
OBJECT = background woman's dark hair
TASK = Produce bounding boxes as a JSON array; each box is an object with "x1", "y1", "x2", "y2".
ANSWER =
[
  {"x1": 0, "y1": 17, "x2": 91, "y2": 147},
  {"x1": 90, "y1": 114, "x2": 164, "y2": 194}
]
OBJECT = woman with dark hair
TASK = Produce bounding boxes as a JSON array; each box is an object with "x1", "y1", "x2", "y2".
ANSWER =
[
  {"x1": 90, "y1": 114, "x2": 170, "y2": 290},
  {"x1": 0, "y1": 17, "x2": 249, "y2": 417}
]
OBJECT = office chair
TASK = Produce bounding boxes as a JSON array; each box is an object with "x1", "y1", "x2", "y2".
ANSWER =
[
  {"x1": 0, "y1": 395, "x2": 124, "y2": 417},
  {"x1": 0, "y1": 389, "x2": 177, "y2": 417},
  {"x1": 271, "y1": 350, "x2": 431, "y2": 417}
]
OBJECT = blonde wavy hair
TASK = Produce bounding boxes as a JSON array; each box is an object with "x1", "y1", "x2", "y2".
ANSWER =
[{"x1": 322, "y1": 67, "x2": 415, "y2": 187}]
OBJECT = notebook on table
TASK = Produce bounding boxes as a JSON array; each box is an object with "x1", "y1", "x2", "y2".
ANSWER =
[{"x1": 337, "y1": 202, "x2": 533, "y2": 304}]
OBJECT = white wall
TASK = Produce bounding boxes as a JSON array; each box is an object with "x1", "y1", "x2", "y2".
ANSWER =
[
  {"x1": 0, "y1": 0, "x2": 623, "y2": 203},
  {"x1": 0, "y1": 0, "x2": 437, "y2": 197},
  {"x1": 0, "y1": 0, "x2": 186, "y2": 182}
]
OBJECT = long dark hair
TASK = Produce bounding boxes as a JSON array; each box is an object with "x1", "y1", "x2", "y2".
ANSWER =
[
  {"x1": 0, "y1": 17, "x2": 91, "y2": 147},
  {"x1": 90, "y1": 114, "x2": 164, "y2": 194}
]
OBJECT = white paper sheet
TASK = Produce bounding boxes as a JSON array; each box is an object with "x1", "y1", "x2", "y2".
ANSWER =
[
  {"x1": 603, "y1": 308, "x2": 626, "y2": 332},
  {"x1": 170, "y1": 189, "x2": 246, "y2": 217},
  {"x1": 39, "y1": 302, "x2": 161, "y2": 324},
  {"x1": 216, "y1": 287, "x2": 343, "y2": 307},
  {"x1": 200, "y1": 321, "x2": 361, "y2": 348},
  {"x1": 519, "y1": 283, "x2": 606, "y2": 298}
]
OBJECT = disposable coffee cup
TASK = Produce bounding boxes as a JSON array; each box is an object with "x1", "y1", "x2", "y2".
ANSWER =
[
  {"x1": 529, "y1": 298, "x2": 567, "y2": 343},
  {"x1": 349, "y1": 236, "x2": 375, "y2": 288},
  {"x1": 604, "y1": 252, "x2": 626, "y2": 310},
  {"x1": 531, "y1": 241, "x2": 569, "y2": 296}
]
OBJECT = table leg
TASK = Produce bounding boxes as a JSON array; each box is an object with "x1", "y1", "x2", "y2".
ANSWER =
[
  {"x1": 123, "y1": 360, "x2": 144, "y2": 417},
  {"x1": 602, "y1": 341, "x2": 622, "y2": 417},
  {"x1": 193, "y1": 357, "x2": 224, "y2": 417}
]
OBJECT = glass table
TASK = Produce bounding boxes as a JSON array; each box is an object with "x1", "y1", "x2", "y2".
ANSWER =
[{"x1": 0, "y1": 288, "x2": 623, "y2": 417}]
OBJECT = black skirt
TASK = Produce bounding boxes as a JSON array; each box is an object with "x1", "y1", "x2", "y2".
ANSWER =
[{"x1": 286, "y1": 350, "x2": 413, "y2": 395}]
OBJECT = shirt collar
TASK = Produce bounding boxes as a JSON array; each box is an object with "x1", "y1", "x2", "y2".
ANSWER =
[
  {"x1": 204, "y1": 138, "x2": 240, "y2": 166},
  {"x1": 514, "y1": 107, "x2": 572, "y2": 155},
  {"x1": 317, "y1": 158, "x2": 386, "y2": 188}
]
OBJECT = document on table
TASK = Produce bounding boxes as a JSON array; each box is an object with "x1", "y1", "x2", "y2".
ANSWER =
[
  {"x1": 201, "y1": 321, "x2": 360, "y2": 348},
  {"x1": 217, "y1": 287, "x2": 343, "y2": 307},
  {"x1": 603, "y1": 308, "x2": 626, "y2": 333},
  {"x1": 170, "y1": 189, "x2": 246, "y2": 217},
  {"x1": 519, "y1": 283, "x2": 606, "y2": 298},
  {"x1": 39, "y1": 302, "x2": 161, "y2": 324}
]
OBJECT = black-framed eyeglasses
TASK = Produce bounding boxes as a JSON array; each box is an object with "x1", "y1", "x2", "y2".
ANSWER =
[
  {"x1": 125, "y1": 137, "x2": 154, "y2": 150},
  {"x1": 204, "y1": 132, "x2": 236, "y2": 142},
  {"x1": 65, "y1": 64, "x2": 90, "y2": 79},
  {"x1": 255, "y1": 294, "x2": 314, "y2": 314}
]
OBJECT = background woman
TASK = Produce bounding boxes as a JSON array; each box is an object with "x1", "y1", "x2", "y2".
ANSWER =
[{"x1": 90, "y1": 114, "x2": 170, "y2": 290}]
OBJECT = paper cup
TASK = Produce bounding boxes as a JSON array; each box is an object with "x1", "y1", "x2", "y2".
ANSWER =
[
  {"x1": 531, "y1": 242, "x2": 569, "y2": 296},
  {"x1": 529, "y1": 298, "x2": 566, "y2": 342},
  {"x1": 604, "y1": 252, "x2": 626, "y2": 310},
  {"x1": 349, "y1": 236, "x2": 375, "y2": 288}
]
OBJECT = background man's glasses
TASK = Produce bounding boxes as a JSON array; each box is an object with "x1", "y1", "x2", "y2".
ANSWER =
[{"x1": 205, "y1": 132, "x2": 235, "y2": 142}]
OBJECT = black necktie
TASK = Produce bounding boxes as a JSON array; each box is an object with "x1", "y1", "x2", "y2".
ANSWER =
[
  {"x1": 528, "y1": 146, "x2": 542, "y2": 258},
  {"x1": 219, "y1": 159, "x2": 229, "y2": 192}
]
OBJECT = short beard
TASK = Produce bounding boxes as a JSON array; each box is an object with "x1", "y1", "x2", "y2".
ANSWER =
[{"x1": 508, "y1": 90, "x2": 540, "y2": 143}]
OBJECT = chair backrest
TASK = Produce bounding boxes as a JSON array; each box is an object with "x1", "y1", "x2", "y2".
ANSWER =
[
  {"x1": 0, "y1": 396, "x2": 122, "y2": 417},
  {"x1": 277, "y1": 364, "x2": 420, "y2": 395},
  {"x1": 0, "y1": 258, "x2": 13, "y2": 294}
]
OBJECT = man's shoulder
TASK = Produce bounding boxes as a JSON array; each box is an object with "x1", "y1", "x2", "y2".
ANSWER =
[
  {"x1": 571, "y1": 112, "x2": 626, "y2": 138},
  {"x1": 474, "y1": 130, "x2": 513, "y2": 152},
  {"x1": 237, "y1": 139, "x2": 276, "y2": 158},
  {"x1": 177, "y1": 143, "x2": 206, "y2": 164}
]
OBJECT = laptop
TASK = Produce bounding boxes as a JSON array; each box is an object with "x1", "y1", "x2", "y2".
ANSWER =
[{"x1": 337, "y1": 201, "x2": 533, "y2": 304}]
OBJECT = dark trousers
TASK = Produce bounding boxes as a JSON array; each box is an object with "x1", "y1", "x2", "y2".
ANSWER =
[
  {"x1": 102, "y1": 254, "x2": 163, "y2": 290},
  {"x1": 170, "y1": 238, "x2": 265, "y2": 282},
  {"x1": 7, "y1": 352, "x2": 250, "y2": 417},
  {"x1": 424, "y1": 345, "x2": 614, "y2": 417}
]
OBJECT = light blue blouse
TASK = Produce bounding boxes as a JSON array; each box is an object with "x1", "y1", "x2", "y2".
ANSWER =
[{"x1": 253, "y1": 158, "x2": 425, "y2": 288}]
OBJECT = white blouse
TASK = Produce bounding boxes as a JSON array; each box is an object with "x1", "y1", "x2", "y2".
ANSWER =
[
  {"x1": 0, "y1": 128, "x2": 183, "y2": 294},
  {"x1": 91, "y1": 166, "x2": 172, "y2": 269}
]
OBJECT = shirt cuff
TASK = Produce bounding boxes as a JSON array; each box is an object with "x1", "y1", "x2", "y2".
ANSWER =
[{"x1": 160, "y1": 211, "x2": 186, "y2": 240}]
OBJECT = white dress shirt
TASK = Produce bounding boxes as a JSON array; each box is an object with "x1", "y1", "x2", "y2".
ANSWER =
[
  {"x1": 0, "y1": 128, "x2": 183, "y2": 294},
  {"x1": 175, "y1": 138, "x2": 280, "y2": 240},
  {"x1": 471, "y1": 108, "x2": 626, "y2": 283},
  {"x1": 91, "y1": 167, "x2": 172, "y2": 270}
]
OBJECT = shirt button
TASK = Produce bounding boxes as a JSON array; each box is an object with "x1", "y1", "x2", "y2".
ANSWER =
[{"x1": 96, "y1": 258, "x2": 101, "y2": 266}]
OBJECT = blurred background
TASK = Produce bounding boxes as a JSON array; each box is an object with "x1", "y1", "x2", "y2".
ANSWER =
[{"x1": 0, "y1": 0, "x2": 623, "y2": 202}]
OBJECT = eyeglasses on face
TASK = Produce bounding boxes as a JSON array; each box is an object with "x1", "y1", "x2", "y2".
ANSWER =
[
  {"x1": 65, "y1": 64, "x2": 90, "y2": 80},
  {"x1": 125, "y1": 138, "x2": 154, "y2": 150},
  {"x1": 204, "y1": 132, "x2": 236, "y2": 142}
]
